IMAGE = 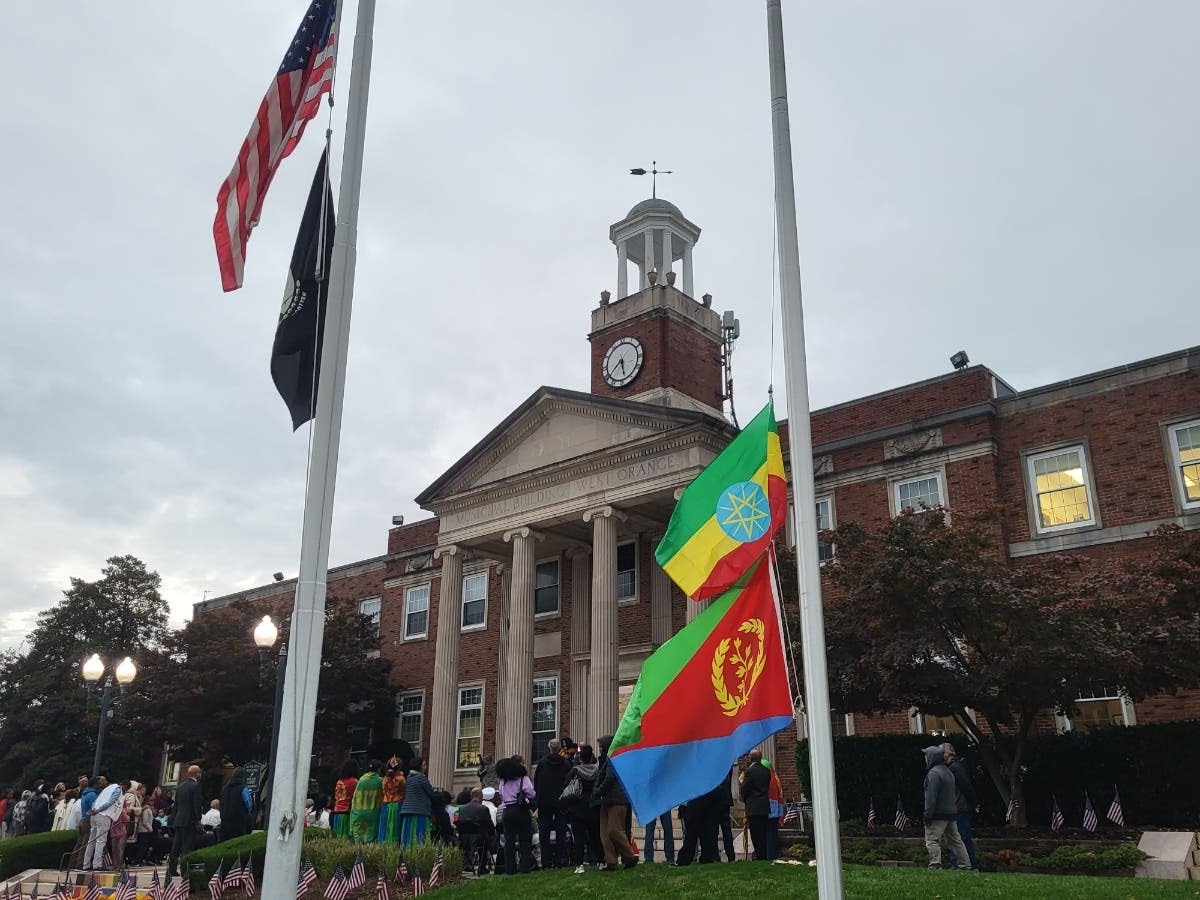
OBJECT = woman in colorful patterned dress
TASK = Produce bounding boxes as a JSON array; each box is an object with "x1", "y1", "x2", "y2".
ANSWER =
[
  {"x1": 350, "y1": 760, "x2": 383, "y2": 843},
  {"x1": 330, "y1": 759, "x2": 359, "y2": 838},
  {"x1": 376, "y1": 757, "x2": 406, "y2": 844},
  {"x1": 396, "y1": 758, "x2": 436, "y2": 847}
]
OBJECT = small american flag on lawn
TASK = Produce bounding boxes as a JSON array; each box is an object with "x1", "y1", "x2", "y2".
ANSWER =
[
  {"x1": 54, "y1": 882, "x2": 72, "y2": 900},
  {"x1": 323, "y1": 868, "x2": 348, "y2": 900},
  {"x1": 894, "y1": 796, "x2": 909, "y2": 831},
  {"x1": 1050, "y1": 795, "x2": 1064, "y2": 833},
  {"x1": 114, "y1": 873, "x2": 136, "y2": 900},
  {"x1": 209, "y1": 861, "x2": 225, "y2": 900},
  {"x1": 346, "y1": 852, "x2": 365, "y2": 890},
  {"x1": 84, "y1": 878, "x2": 101, "y2": 900},
  {"x1": 103, "y1": 849, "x2": 113, "y2": 869},
  {"x1": 1082, "y1": 793, "x2": 1098, "y2": 832},
  {"x1": 150, "y1": 868, "x2": 162, "y2": 900},
  {"x1": 409, "y1": 865, "x2": 423, "y2": 898},
  {"x1": 428, "y1": 850, "x2": 443, "y2": 889},
  {"x1": 212, "y1": 0, "x2": 339, "y2": 291},
  {"x1": 242, "y1": 860, "x2": 256, "y2": 897},
  {"x1": 374, "y1": 870, "x2": 388, "y2": 900},
  {"x1": 296, "y1": 859, "x2": 317, "y2": 899},
  {"x1": 1106, "y1": 787, "x2": 1125, "y2": 827},
  {"x1": 1005, "y1": 796, "x2": 1016, "y2": 824},
  {"x1": 27, "y1": 883, "x2": 39, "y2": 900},
  {"x1": 781, "y1": 803, "x2": 800, "y2": 825},
  {"x1": 393, "y1": 857, "x2": 407, "y2": 885},
  {"x1": 867, "y1": 798, "x2": 877, "y2": 830},
  {"x1": 174, "y1": 875, "x2": 193, "y2": 900},
  {"x1": 224, "y1": 857, "x2": 244, "y2": 890}
]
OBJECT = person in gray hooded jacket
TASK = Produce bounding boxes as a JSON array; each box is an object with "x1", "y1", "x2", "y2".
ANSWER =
[{"x1": 922, "y1": 745, "x2": 972, "y2": 870}]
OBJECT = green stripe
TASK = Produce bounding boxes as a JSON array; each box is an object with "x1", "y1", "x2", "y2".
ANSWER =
[
  {"x1": 609, "y1": 563, "x2": 759, "y2": 752},
  {"x1": 654, "y1": 400, "x2": 777, "y2": 567}
]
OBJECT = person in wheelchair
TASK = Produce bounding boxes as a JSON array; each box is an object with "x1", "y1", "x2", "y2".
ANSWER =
[{"x1": 456, "y1": 788, "x2": 497, "y2": 876}]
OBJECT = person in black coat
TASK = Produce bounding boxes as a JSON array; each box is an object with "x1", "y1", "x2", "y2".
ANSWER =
[
  {"x1": 740, "y1": 751, "x2": 772, "y2": 861},
  {"x1": 27, "y1": 782, "x2": 51, "y2": 834},
  {"x1": 219, "y1": 768, "x2": 251, "y2": 841},
  {"x1": 167, "y1": 766, "x2": 204, "y2": 878},
  {"x1": 675, "y1": 778, "x2": 725, "y2": 866},
  {"x1": 941, "y1": 742, "x2": 980, "y2": 869},
  {"x1": 532, "y1": 739, "x2": 571, "y2": 868}
]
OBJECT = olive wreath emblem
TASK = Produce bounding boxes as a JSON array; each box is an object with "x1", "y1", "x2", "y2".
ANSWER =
[{"x1": 711, "y1": 618, "x2": 768, "y2": 717}]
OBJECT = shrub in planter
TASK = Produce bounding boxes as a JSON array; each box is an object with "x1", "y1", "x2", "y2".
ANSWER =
[
  {"x1": 1042, "y1": 843, "x2": 1147, "y2": 876},
  {"x1": 0, "y1": 831, "x2": 78, "y2": 880}
]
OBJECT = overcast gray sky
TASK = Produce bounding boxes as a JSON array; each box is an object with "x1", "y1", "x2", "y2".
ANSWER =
[{"x1": 3, "y1": 1, "x2": 1198, "y2": 649}]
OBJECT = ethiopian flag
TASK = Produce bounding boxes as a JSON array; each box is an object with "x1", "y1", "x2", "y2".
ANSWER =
[
  {"x1": 655, "y1": 400, "x2": 786, "y2": 601},
  {"x1": 609, "y1": 557, "x2": 794, "y2": 823}
]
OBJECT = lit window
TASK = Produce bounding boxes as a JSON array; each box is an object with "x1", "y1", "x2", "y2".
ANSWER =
[
  {"x1": 895, "y1": 473, "x2": 944, "y2": 513},
  {"x1": 920, "y1": 712, "x2": 965, "y2": 735},
  {"x1": 456, "y1": 685, "x2": 484, "y2": 768},
  {"x1": 1027, "y1": 446, "x2": 1096, "y2": 532},
  {"x1": 531, "y1": 676, "x2": 558, "y2": 760},
  {"x1": 816, "y1": 497, "x2": 835, "y2": 562},
  {"x1": 404, "y1": 585, "x2": 429, "y2": 639},
  {"x1": 461, "y1": 572, "x2": 487, "y2": 630},
  {"x1": 1070, "y1": 687, "x2": 1131, "y2": 731},
  {"x1": 359, "y1": 597, "x2": 381, "y2": 638},
  {"x1": 396, "y1": 692, "x2": 423, "y2": 756},
  {"x1": 535, "y1": 560, "x2": 559, "y2": 616},
  {"x1": 1168, "y1": 421, "x2": 1200, "y2": 509},
  {"x1": 617, "y1": 542, "x2": 638, "y2": 601}
]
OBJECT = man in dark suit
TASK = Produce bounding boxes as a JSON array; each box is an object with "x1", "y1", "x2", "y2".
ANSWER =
[
  {"x1": 167, "y1": 766, "x2": 204, "y2": 878},
  {"x1": 740, "y1": 750, "x2": 772, "y2": 860}
]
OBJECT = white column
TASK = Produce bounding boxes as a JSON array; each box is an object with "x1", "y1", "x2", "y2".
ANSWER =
[
  {"x1": 643, "y1": 230, "x2": 654, "y2": 285},
  {"x1": 616, "y1": 239, "x2": 628, "y2": 298},
  {"x1": 661, "y1": 230, "x2": 673, "y2": 282},
  {"x1": 570, "y1": 550, "x2": 592, "y2": 741},
  {"x1": 683, "y1": 243, "x2": 694, "y2": 296},
  {"x1": 494, "y1": 563, "x2": 511, "y2": 752},
  {"x1": 585, "y1": 506, "x2": 621, "y2": 741},
  {"x1": 686, "y1": 596, "x2": 712, "y2": 624},
  {"x1": 650, "y1": 540, "x2": 672, "y2": 645},
  {"x1": 502, "y1": 527, "x2": 538, "y2": 761},
  {"x1": 428, "y1": 545, "x2": 462, "y2": 791}
]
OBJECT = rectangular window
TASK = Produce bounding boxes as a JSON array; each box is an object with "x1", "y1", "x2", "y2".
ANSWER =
[
  {"x1": 815, "y1": 497, "x2": 835, "y2": 562},
  {"x1": 456, "y1": 685, "x2": 484, "y2": 769},
  {"x1": 534, "y1": 560, "x2": 560, "y2": 616},
  {"x1": 396, "y1": 692, "x2": 423, "y2": 757},
  {"x1": 461, "y1": 572, "x2": 488, "y2": 630},
  {"x1": 1071, "y1": 687, "x2": 1131, "y2": 731},
  {"x1": 348, "y1": 725, "x2": 372, "y2": 759},
  {"x1": 1168, "y1": 421, "x2": 1200, "y2": 509},
  {"x1": 830, "y1": 708, "x2": 847, "y2": 738},
  {"x1": 531, "y1": 676, "x2": 558, "y2": 761},
  {"x1": 920, "y1": 712, "x2": 965, "y2": 735},
  {"x1": 404, "y1": 584, "x2": 430, "y2": 639},
  {"x1": 1027, "y1": 446, "x2": 1096, "y2": 532},
  {"x1": 894, "y1": 473, "x2": 944, "y2": 513},
  {"x1": 359, "y1": 597, "x2": 381, "y2": 639},
  {"x1": 617, "y1": 541, "x2": 638, "y2": 601}
]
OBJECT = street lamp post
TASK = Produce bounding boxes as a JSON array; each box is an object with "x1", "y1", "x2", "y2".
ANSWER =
[
  {"x1": 82, "y1": 653, "x2": 137, "y2": 779},
  {"x1": 253, "y1": 617, "x2": 286, "y2": 824}
]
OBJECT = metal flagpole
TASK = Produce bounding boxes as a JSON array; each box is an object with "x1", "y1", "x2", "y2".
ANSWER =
[
  {"x1": 765, "y1": 1, "x2": 843, "y2": 896},
  {"x1": 260, "y1": 1, "x2": 376, "y2": 898}
]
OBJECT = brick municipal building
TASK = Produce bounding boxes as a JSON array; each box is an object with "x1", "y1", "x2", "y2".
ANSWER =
[{"x1": 195, "y1": 197, "x2": 1200, "y2": 800}]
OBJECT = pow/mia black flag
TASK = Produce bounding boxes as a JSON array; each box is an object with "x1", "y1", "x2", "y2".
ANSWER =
[{"x1": 271, "y1": 149, "x2": 335, "y2": 430}]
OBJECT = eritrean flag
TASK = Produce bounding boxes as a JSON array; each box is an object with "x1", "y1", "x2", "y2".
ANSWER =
[
  {"x1": 609, "y1": 556, "x2": 794, "y2": 823},
  {"x1": 655, "y1": 400, "x2": 786, "y2": 601}
]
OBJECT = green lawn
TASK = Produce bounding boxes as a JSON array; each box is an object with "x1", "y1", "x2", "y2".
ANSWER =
[{"x1": 434, "y1": 862, "x2": 1200, "y2": 898}]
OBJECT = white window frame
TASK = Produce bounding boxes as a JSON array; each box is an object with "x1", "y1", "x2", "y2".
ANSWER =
[
  {"x1": 455, "y1": 682, "x2": 485, "y2": 771},
  {"x1": 534, "y1": 557, "x2": 560, "y2": 618},
  {"x1": 1061, "y1": 686, "x2": 1136, "y2": 731},
  {"x1": 1166, "y1": 419, "x2": 1200, "y2": 511},
  {"x1": 404, "y1": 583, "x2": 430, "y2": 640},
  {"x1": 1025, "y1": 444, "x2": 1098, "y2": 534},
  {"x1": 616, "y1": 540, "x2": 638, "y2": 603},
  {"x1": 531, "y1": 674, "x2": 559, "y2": 761},
  {"x1": 815, "y1": 496, "x2": 835, "y2": 563},
  {"x1": 461, "y1": 571, "x2": 488, "y2": 632},
  {"x1": 911, "y1": 707, "x2": 976, "y2": 735},
  {"x1": 395, "y1": 690, "x2": 424, "y2": 756},
  {"x1": 892, "y1": 471, "x2": 946, "y2": 514},
  {"x1": 359, "y1": 596, "x2": 382, "y2": 638}
]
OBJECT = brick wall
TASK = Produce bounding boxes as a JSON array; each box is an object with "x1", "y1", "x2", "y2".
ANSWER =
[{"x1": 589, "y1": 312, "x2": 723, "y2": 410}]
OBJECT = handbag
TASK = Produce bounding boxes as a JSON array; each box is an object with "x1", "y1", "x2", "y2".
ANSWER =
[{"x1": 559, "y1": 775, "x2": 583, "y2": 804}]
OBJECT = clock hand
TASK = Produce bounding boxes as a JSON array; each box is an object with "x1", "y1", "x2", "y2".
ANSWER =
[{"x1": 616, "y1": 358, "x2": 626, "y2": 376}]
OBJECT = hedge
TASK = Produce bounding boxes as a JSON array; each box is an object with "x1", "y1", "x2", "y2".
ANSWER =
[
  {"x1": 0, "y1": 830, "x2": 77, "y2": 880},
  {"x1": 180, "y1": 832, "x2": 461, "y2": 892},
  {"x1": 795, "y1": 720, "x2": 1200, "y2": 827}
]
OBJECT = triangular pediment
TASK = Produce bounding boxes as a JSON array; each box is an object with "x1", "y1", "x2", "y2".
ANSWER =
[{"x1": 416, "y1": 387, "x2": 728, "y2": 506}]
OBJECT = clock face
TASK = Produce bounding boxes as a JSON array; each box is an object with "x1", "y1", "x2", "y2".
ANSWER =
[{"x1": 602, "y1": 337, "x2": 644, "y2": 388}]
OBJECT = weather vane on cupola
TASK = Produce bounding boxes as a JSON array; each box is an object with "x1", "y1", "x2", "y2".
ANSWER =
[{"x1": 629, "y1": 161, "x2": 673, "y2": 199}]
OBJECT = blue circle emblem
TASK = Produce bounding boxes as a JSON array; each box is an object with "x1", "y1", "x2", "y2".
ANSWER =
[{"x1": 715, "y1": 481, "x2": 771, "y2": 543}]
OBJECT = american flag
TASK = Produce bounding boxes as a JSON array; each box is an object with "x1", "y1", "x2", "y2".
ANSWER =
[
  {"x1": 213, "y1": 0, "x2": 339, "y2": 291},
  {"x1": 1082, "y1": 793, "x2": 1098, "y2": 832},
  {"x1": 409, "y1": 865, "x2": 423, "y2": 898},
  {"x1": 114, "y1": 873, "x2": 136, "y2": 900},
  {"x1": 28, "y1": 883, "x2": 39, "y2": 900},
  {"x1": 393, "y1": 857, "x2": 407, "y2": 886},
  {"x1": 172, "y1": 876, "x2": 193, "y2": 900},
  {"x1": 428, "y1": 850, "x2": 443, "y2": 889},
  {"x1": 894, "y1": 796, "x2": 909, "y2": 831},
  {"x1": 150, "y1": 868, "x2": 162, "y2": 900},
  {"x1": 54, "y1": 882, "x2": 71, "y2": 900},
  {"x1": 1005, "y1": 796, "x2": 1018, "y2": 824},
  {"x1": 296, "y1": 859, "x2": 317, "y2": 899},
  {"x1": 242, "y1": 861, "x2": 256, "y2": 897},
  {"x1": 867, "y1": 798, "x2": 877, "y2": 830},
  {"x1": 224, "y1": 857, "x2": 243, "y2": 891},
  {"x1": 209, "y1": 861, "x2": 225, "y2": 900},
  {"x1": 374, "y1": 870, "x2": 388, "y2": 900},
  {"x1": 346, "y1": 852, "x2": 365, "y2": 890},
  {"x1": 103, "y1": 849, "x2": 113, "y2": 869},
  {"x1": 84, "y1": 879, "x2": 101, "y2": 900},
  {"x1": 1050, "y1": 795, "x2": 1064, "y2": 833},
  {"x1": 1107, "y1": 787, "x2": 1125, "y2": 827},
  {"x1": 781, "y1": 803, "x2": 799, "y2": 824},
  {"x1": 322, "y1": 868, "x2": 348, "y2": 900}
]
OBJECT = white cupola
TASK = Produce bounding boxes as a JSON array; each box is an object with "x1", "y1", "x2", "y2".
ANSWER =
[{"x1": 609, "y1": 197, "x2": 701, "y2": 299}]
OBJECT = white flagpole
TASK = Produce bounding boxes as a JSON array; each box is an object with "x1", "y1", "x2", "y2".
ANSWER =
[
  {"x1": 261, "y1": 1, "x2": 376, "y2": 898},
  {"x1": 765, "y1": 1, "x2": 843, "y2": 896}
]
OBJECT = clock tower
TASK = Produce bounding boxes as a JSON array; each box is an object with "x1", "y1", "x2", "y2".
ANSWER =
[{"x1": 589, "y1": 197, "x2": 725, "y2": 417}]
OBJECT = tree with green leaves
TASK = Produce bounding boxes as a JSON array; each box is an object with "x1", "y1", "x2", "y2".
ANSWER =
[
  {"x1": 780, "y1": 512, "x2": 1200, "y2": 824},
  {"x1": 131, "y1": 601, "x2": 395, "y2": 769},
  {"x1": 0, "y1": 555, "x2": 170, "y2": 787}
]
